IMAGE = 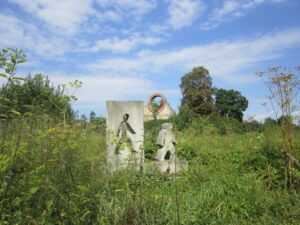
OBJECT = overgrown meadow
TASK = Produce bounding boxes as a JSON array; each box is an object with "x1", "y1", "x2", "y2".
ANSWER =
[
  {"x1": 1, "y1": 48, "x2": 300, "y2": 224},
  {"x1": 1, "y1": 115, "x2": 300, "y2": 224}
]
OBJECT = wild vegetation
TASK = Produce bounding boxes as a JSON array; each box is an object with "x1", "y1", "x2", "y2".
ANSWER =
[{"x1": 1, "y1": 49, "x2": 300, "y2": 224}]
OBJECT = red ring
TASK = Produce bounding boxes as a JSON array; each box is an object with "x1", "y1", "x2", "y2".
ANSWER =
[{"x1": 147, "y1": 93, "x2": 167, "y2": 113}]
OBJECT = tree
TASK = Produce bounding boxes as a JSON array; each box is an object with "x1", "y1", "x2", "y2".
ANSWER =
[
  {"x1": 215, "y1": 89, "x2": 248, "y2": 121},
  {"x1": 89, "y1": 111, "x2": 96, "y2": 122},
  {"x1": 180, "y1": 67, "x2": 214, "y2": 115},
  {"x1": 80, "y1": 114, "x2": 87, "y2": 129},
  {"x1": 0, "y1": 48, "x2": 81, "y2": 123},
  {"x1": 264, "y1": 117, "x2": 277, "y2": 127},
  {"x1": 0, "y1": 73, "x2": 75, "y2": 121}
]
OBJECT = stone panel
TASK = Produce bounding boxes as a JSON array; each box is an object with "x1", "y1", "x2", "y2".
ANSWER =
[{"x1": 106, "y1": 101, "x2": 144, "y2": 171}]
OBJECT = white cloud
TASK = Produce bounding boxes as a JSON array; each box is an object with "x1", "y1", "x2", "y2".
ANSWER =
[
  {"x1": 168, "y1": 0, "x2": 206, "y2": 29},
  {"x1": 88, "y1": 35, "x2": 162, "y2": 53},
  {"x1": 0, "y1": 13, "x2": 69, "y2": 58},
  {"x1": 8, "y1": 0, "x2": 95, "y2": 34},
  {"x1": 201, "y1": 0, "x2": 288, "y2": 30},
  {"x1": 48, "y1": 73, "x2": 178, "y2": 113},
  {"x1": 96, "y1": 0, "x2": 156, "y2": 17},
  {"x1": 94, "y1": 0, "x2": 157, "y2": 26},
  {"x1": 50, "y1": 74, "x2": 154, "y2": 102},
  {"x1": 100, "y1": 10, "x2": 122, "y2": 22},
  {"x1": 5, "y1": 0, "x2": 157, "y2": 44},
  {"x1": 0, "y1": 11, "x2": 162, "y2": 58},
  {"x1": 85, "y1": 28, "x2": 300, "y2": 83},
  {"x1": 0, "y1": 14, "x2": 25, "y2": 47}
]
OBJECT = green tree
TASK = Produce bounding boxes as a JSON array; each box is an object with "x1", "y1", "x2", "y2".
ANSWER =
[
  {"x1": 0, "y1": 48, "x2": 81, "y2": 123},
  {"x1": 180, "y1": 66, "x2": 214, "y2": 115},
  {"x1": 262, "y1": 117, "x2": 277, "y2": 130},
  {"x1": 0, "y1": 73, "x2": 75, "y2": 121},
  {"x1": 89, "y1": 111, "x2": 96, "y2": 122},
  {"x1": 215, "y1": 89, "x2": 248, "y2": 121}
]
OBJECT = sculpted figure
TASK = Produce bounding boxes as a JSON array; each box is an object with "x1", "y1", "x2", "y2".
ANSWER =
[
  {"x1": 115, "y1": 113, "x2": 136, "y2": 154},
  {"x1": 155, "y1": 123, "x2": 177, "y2": 162}
]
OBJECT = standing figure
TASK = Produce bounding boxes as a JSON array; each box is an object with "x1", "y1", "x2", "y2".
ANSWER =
[
  {"x1": 115, "y1": 113, "x2": 136, "y2": 154},
  {"x1": 155, "y1": 123, "x2": 177, "y2": 162}
]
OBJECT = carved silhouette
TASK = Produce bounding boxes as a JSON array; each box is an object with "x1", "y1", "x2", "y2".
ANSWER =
[{"x1": 115, "y1": 113, "x2": 136, "y2": 154}]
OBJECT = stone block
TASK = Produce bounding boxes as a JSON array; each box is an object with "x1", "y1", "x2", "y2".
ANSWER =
[
  {"x1": 153, "y1": 160, "x2": 188, "y2": 174},
  {"x1": 106, "y1": 101, "x2": 144, "y2": 171}
]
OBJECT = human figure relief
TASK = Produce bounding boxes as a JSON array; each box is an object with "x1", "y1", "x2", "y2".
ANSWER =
[{"x1": 115, "y1": 113, "x2": 136, "y2": 154}]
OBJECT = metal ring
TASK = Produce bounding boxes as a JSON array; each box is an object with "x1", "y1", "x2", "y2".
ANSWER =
[{"x1": 147, "y1": 93, "x2": 167, "y2": 113}]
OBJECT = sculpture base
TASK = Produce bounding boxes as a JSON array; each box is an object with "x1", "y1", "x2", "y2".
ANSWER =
[
  {"x1": 108, "y1": 161, "x2": 144, "y2": 172},
  {"x1": 153, "y1": 160, "x2": 188, "y2": 174},
  {"x1": 108, "y1": 152, "x2": 144, "y2": 172}
]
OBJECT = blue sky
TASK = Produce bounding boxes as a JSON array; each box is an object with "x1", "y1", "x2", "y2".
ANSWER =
[{"x1": 0, "y1": 0, "x2": 300, "y2": 119}]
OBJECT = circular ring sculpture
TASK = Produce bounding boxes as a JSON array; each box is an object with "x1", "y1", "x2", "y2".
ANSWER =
[{"x1": 147, "y1": 93, "x2": 167, "y2": 114}]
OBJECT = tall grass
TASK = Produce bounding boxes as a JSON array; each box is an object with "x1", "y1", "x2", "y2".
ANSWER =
[{"x1": 0, "y1": 115, "x2": 300, "y2": 224}]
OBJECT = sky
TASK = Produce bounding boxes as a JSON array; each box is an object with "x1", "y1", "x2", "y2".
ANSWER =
[{"x1": 0, "y1": 0, "x2": 300, "y2": 119}]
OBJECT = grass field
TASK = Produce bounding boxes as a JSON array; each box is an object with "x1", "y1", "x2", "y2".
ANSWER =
[{"x1": 0, "y1": 116, "x2": 300, "y2": 224}]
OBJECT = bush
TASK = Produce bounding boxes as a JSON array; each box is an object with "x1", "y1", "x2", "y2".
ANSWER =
[{"x1": 177, "y1": 143, "x2": 196, "y2": 160}]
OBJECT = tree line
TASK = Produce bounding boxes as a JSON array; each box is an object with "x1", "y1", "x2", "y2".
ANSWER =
[{"x1": 180, "y1": 66, "x2": 248, "y2": 122}]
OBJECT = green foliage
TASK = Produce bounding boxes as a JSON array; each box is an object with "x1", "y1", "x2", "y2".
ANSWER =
[
  {"x1": 0, "y1": 48, "x2": 27, "y2": 75},
  {"x1": 144, "y1": 139, "x2": 156, "y2": 160},
  {"x1": 172, "y1": 111, "x2": 249, "y2": 135},
  {"x1": 1, "y1": 113, "x2": 300, "y2": 224},
  {"x1": 257, "y1": 117, "x2": 277, "y2": 132},
  {"x1": 87, "y1": 111, "x2": 106, "y2": 133},
  {"x1": 215, "y1": 88, "x2": 248, "y2": 121},
  {"x1": 0, "y1": 48, "x2": 79, "y2": 123},
  {"x1": 0, "y1": 48, "x2": 27, "y2": 120},
  {"x1": 180, "y1": 66, "x2": 214, "y2": 115},
  {"x1": 244, "y1": 119, "x2": 262, "y2": 132},
  {"x1": 173, "y1": 107, "x2": 198, "y2": 131},
  {"x1": 0, "y1": 74, "x2": 75, "y2": 121},
  {"x1": 89, "y1": 111, "x2": 96, "y2": 122},
  {"x1": 177, "y1": 142, "x2": 196, "y2": 161},
  {"x1": 151, "y1": 97, "x2": 161, "y2": 121},
  {"x1": 207, "y1": 115, "x2": 247, "y2": 134}
]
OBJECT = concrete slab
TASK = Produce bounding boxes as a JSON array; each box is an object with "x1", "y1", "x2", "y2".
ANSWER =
[{"x1": 106, "y1": 101, "x2": 144, "y2": 171}]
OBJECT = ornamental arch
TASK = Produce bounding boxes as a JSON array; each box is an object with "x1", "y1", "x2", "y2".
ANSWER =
[{"x1": 144, "y1": 93, "x2": 175, "y2": 121}]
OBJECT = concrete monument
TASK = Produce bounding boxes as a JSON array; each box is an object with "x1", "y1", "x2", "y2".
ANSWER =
[
  {"x1": 106, "y1": 101, "x2": 144, "y2": 171},
  {"x1": 153, "y1": 123, "x2": 188, "y2": 173}
]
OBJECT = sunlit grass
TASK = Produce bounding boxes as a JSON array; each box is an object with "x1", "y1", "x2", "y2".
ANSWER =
[{"x1": 0, "y1": 117, "x2": 300, "y2": 224}]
